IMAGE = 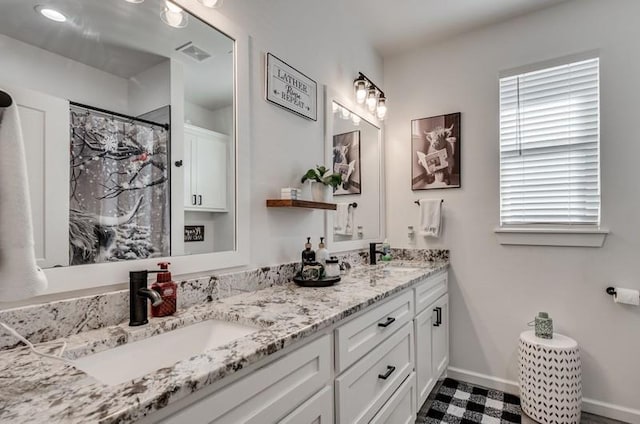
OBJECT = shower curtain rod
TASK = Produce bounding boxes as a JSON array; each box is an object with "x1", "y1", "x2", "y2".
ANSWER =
[{"x1": 70, "y1": 101, "x2": 170, "y2": 131}]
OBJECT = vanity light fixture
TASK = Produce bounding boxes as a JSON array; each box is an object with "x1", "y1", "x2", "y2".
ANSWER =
[
  {"x1": 198, "y1": 0, "x2": 224, "y2": 8},
  {"x1": 340, "y1": 106, "x2": 351, "y2": 120},
  {"x1": 35, "y1": 5, "x2": 67, "y2": 22},
  {"x1": 351, "y1": 114, "x2": 361, "y2": 125},
  {"x1": 353, "y1": 72, "x2": 388, "y2": 120},
  {"x1": 161, "y1": 0, "x2": 188, "y2": 28}
]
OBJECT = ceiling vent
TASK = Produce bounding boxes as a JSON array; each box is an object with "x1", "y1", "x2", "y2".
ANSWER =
[{"x1": 176, "y1": 42, "x2": 211, "y2": 62}]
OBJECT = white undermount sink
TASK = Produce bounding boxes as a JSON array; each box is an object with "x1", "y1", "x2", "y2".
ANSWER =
[{"x1": 72, "y1": 320, "x2": 259, "y2": 386}]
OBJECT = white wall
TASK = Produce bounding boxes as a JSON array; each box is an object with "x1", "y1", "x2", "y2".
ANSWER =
[
  {"x1": 384, "y1": 0, "x2": 640, "y2": 416},
  {"x1": 128, "y1": 60, "x2": 171, "y2": 117},
  {"x1": 0, "y1": 34, "x2": 128, "y2": 113},
  {"x1": 212, "y1": 0, "x2": 383, "y2": 264}
]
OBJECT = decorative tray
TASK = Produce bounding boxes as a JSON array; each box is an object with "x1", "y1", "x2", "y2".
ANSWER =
[{"x1": 293, "y1": 275, "x2": 341, "y2": 287}]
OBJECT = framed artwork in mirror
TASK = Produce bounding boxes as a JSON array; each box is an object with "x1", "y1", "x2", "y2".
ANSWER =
[
  {"x1": 265, "y1": 53, "x2": 317, "y2": 121},
  {"x1": 333, "y1": 130, "x2": 361, "y2": 195},
  {"x1": 411, "y1": 112, "x2": 461, "y2": 190}
]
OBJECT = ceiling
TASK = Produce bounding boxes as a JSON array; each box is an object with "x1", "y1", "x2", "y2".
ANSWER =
[
  {"x1": 0, "y1": 0, "x2": 233, "y2": 110},
  {"x1": 337, "y1": 0, "x2": 569, "y2": 57}
]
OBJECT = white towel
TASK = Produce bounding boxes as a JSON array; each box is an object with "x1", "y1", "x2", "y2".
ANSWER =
[
  {"x1": 0, "y1": 98, "x2": 48, "y2": 301},
  {"x1": 418, "y1": 199, "x2": 442, "y2": 237},
  {"x1": 334, "y1": 203, "x2": 353, "y2": 236}
]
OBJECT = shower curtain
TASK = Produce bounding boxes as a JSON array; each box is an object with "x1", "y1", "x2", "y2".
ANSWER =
[{"x1": 69, "y1": 106, "x2": 170, "y2": 265}]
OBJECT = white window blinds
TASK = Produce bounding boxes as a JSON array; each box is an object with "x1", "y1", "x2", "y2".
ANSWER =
[{"x1": 499, "y1": 57, "x2": 600, "y2": 225}]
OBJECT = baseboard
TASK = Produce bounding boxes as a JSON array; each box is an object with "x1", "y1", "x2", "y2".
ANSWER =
[{"x1": 447, "y1": 367, "x2": 640, "y2": 424}]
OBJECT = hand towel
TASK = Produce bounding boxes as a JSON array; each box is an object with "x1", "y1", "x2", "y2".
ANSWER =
[
  {"x1": 0, "y1": 98, "x2": 48, "y2": 301},
  {"x1": 334, "y1": 203, "x2": 353, "y2": 236},
  {"x1": 418, "y1": 199, "x2": 442, "y2": 237}
]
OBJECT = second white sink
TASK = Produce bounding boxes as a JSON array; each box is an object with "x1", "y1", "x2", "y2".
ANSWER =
[{"x1": 72, "y1": 320, "x2": 259, "y2": 386}]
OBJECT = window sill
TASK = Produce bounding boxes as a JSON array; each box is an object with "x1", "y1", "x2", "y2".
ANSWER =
[{"x1": 494, "y1": 226, "x2": 609, "y2": 247}]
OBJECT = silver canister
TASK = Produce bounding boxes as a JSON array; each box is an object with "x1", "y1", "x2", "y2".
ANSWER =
[{"x1": 534, "y1": 312, "x2": 553, "y2": 339}]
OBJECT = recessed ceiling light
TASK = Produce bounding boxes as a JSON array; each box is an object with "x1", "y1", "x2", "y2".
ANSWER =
[{"x1": 34, "y1": 5, "x2": 68, "y2": 23}]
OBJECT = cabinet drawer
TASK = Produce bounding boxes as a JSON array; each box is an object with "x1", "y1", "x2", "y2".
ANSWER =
[
  {"x1": 279, "y1": 386, "x2": 333, "y2": 424},
  {"x1": 335, "y1": 291, "x2": 413, "y2": 372},
  {"x1": 370, "y1": 372, "x2": 417, "y2": 424},
  {"x1": 160, "y1": 335, "x2": 331, "y2": 424},
  {"x1": 414, "y1": 271, "x2": 447, "y2": 315},
  {"x1": 335, "y1": 322, "x2": 414, "y2": 424}
]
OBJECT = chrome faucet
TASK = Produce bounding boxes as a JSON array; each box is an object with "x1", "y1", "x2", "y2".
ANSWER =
[
  {"x1": 129, "y1": 270, "x2": 163, "y2": 326},
  {"x1": 369, "y1": 242, "x2": 385, "y2": 265}
]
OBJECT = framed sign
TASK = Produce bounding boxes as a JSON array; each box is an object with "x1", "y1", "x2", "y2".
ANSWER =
[
  {"x1": 265, "y1": 53, "x2": 317, "y2": 121},
  {"x1": 184, "y1": 225, "x2": 205, "y2": 242},
  {"x1": 411, "y1": 112, "x2": 461, "y2": 190}
]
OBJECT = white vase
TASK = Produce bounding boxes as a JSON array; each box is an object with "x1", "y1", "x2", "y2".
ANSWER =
[{"x1": 311, "y1": 182, "x2": 329, "y2": 202}]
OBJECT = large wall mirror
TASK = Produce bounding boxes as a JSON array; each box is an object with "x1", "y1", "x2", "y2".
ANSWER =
[
  {"x1": 325, "y1": 88, "x2": 385, "y2": 251},
  {"x1": 0, "y1": 0, "x2": 250, "y2": 294}
]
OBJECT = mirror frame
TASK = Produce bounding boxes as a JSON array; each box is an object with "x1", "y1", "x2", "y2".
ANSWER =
[
  {"x1": 324, "y1": 86, "x2": 386, "y2": 252},
  {"x1": 41, "y1": 0, "x2": 250, "y2": 295}
]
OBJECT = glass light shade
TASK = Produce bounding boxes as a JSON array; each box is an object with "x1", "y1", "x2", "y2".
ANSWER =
[
  {"x1": 366, "y1": 88, "x2": 377, "y2": 112},
  {"x1": 198, "y1": 0, "x2": 223, "y2": 8},
  {"x1": 376, "y1": 97, "x2": 387, "y2": 120},
  {"x1": 351, "y1": 114, "x2": 361, "y2": 125},
  {"x1": 354, "y1": 80, "x2": 367, "y2": 104},
  {"x1": 161, "y1": 2, "x2": 188, "y2": 28},
  {"x1": 340, "y1": 107, "x2": 351, "y2": 120}
]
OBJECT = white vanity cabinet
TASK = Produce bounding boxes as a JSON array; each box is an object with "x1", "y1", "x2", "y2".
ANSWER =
[
  {"x1": 413, "y1": 270, "x2": 449, "y2": 408},
  {"x1": 183, "y1": 124, "x2": 228, "y2": 212},
  {"x1": 148, "y1": 269, "x2": 449, "y2": 424},
  {"x1": 159, "y1": 335, "x2": 331, "y2": 424}
]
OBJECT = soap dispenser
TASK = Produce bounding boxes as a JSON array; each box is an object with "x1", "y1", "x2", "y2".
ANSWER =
[
  {"x1": 317, "y1": 237, "x2": 329, "y2": 265},
  {"x1": 302, "y1": 237, "x2": 316, "y2": 264},
  {"x1": 150, "y1": 262, "x2": 177, "y2": 317}
]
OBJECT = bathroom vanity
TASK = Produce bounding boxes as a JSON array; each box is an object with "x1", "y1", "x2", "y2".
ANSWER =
[{"x1": 0, "y1": 255, "x2": 449, "y2": 423}]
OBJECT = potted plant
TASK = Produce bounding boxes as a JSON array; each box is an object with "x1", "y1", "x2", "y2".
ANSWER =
[{"x1": 301, "y1": 165, "x2": 342, "y2": 202}]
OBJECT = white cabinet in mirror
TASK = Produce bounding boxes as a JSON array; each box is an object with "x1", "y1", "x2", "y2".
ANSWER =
[
  {"x1": 0, "y1": 0, "x2": 250, "y2": 295},
  {"x1": 324, "y1": 87, "x2": 385, "y2": 252}
]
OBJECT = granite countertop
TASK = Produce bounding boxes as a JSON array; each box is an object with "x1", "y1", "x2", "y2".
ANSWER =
[{"x1": 0, "y1": 260, "x2": 448, "y2": 424}]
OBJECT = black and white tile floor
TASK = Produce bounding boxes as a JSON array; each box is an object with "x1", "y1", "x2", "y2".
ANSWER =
[{"x1": 417, "y1": 378, "x2": 627, "y2": 424}]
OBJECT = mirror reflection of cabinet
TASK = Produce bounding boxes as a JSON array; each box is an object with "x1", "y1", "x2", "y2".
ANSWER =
[{"x1": 183, "y1": 124, "x2": 228, "y2": 212}]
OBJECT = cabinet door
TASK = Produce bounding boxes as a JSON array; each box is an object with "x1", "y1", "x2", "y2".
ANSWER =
[
  {"x1": 414, "y1": 307, "x2": 435, "y2": 408},
  {"x1": 194, "y1": 136, "x2": 227, "y2": 211},
  {"x1": 183, "y1": 131, "x2": 197, "y2": 208},
  {"x1": 279, "y1": 386, "x2": 333, "y2": 424},
  {"x1": 432, "y1": 294, "x2": 449, "y2": 378}
]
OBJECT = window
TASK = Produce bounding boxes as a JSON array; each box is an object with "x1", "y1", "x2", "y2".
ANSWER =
[{"x1": 499, "y1": 57, "x2": 600, "y2": 226}]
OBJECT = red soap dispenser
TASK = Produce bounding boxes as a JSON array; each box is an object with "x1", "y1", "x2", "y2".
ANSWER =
[{"x1": 151, "y1": 262, "x2": 177, "y2": 317}]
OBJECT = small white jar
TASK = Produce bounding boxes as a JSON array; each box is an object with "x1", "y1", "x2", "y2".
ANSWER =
[{"x1": 325, "y1": 258, "x2": 340, "y2": 278}]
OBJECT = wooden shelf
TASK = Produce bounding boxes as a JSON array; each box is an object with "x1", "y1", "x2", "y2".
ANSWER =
[{"x1": 266, "y1": 199, "x2": 337, "y2": 210}]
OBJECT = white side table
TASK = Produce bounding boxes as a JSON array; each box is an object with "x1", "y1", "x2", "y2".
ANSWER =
[{"x1": 519, "y1": 331, "x2": 582, "y2": 423}]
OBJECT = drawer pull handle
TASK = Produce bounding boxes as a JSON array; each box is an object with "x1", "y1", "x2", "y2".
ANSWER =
[
  {"x1": 198, "y1": 195, "x2": 203, "y2": 205},
  {"x1": 378, "y1": 317, "x2": 396, "y2": 328},
  {"x1": 192, "y1": 194, "x2": 197, "y2": 205},
  {"x1": 433, "y1": 307, "x2": 441, "y2": 327},
  {"x1": 378, "y1": 365, "x2": 396, "y2": 380}
]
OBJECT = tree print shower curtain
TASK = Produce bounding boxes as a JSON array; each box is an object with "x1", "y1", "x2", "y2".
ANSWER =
[{"x1": 69, "y1": 106, "x2": 170, "y2": 265}]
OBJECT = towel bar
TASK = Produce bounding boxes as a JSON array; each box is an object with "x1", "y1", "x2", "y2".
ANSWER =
[{"x1": 414, "y1": 200, "x2": 444, "y2": 205}]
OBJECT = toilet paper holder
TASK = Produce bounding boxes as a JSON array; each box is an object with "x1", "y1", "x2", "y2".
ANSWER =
[{"x1": 606, "y1": 287, "x2": 617, "y2": 296}]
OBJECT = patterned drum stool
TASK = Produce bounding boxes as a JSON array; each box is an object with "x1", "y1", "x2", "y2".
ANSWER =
[{"x1": 519, "y1": 331, "x2": 582, "y2": 423}]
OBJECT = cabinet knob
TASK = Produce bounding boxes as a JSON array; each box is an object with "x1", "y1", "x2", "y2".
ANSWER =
[{"x1": 174, "y1": 160, "x2": 183, "y2": 167}]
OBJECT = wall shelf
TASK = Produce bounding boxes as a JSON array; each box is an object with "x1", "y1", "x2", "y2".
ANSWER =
[{"x1": 266, "y1": 199, "x2": 337, "y2": 210}]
